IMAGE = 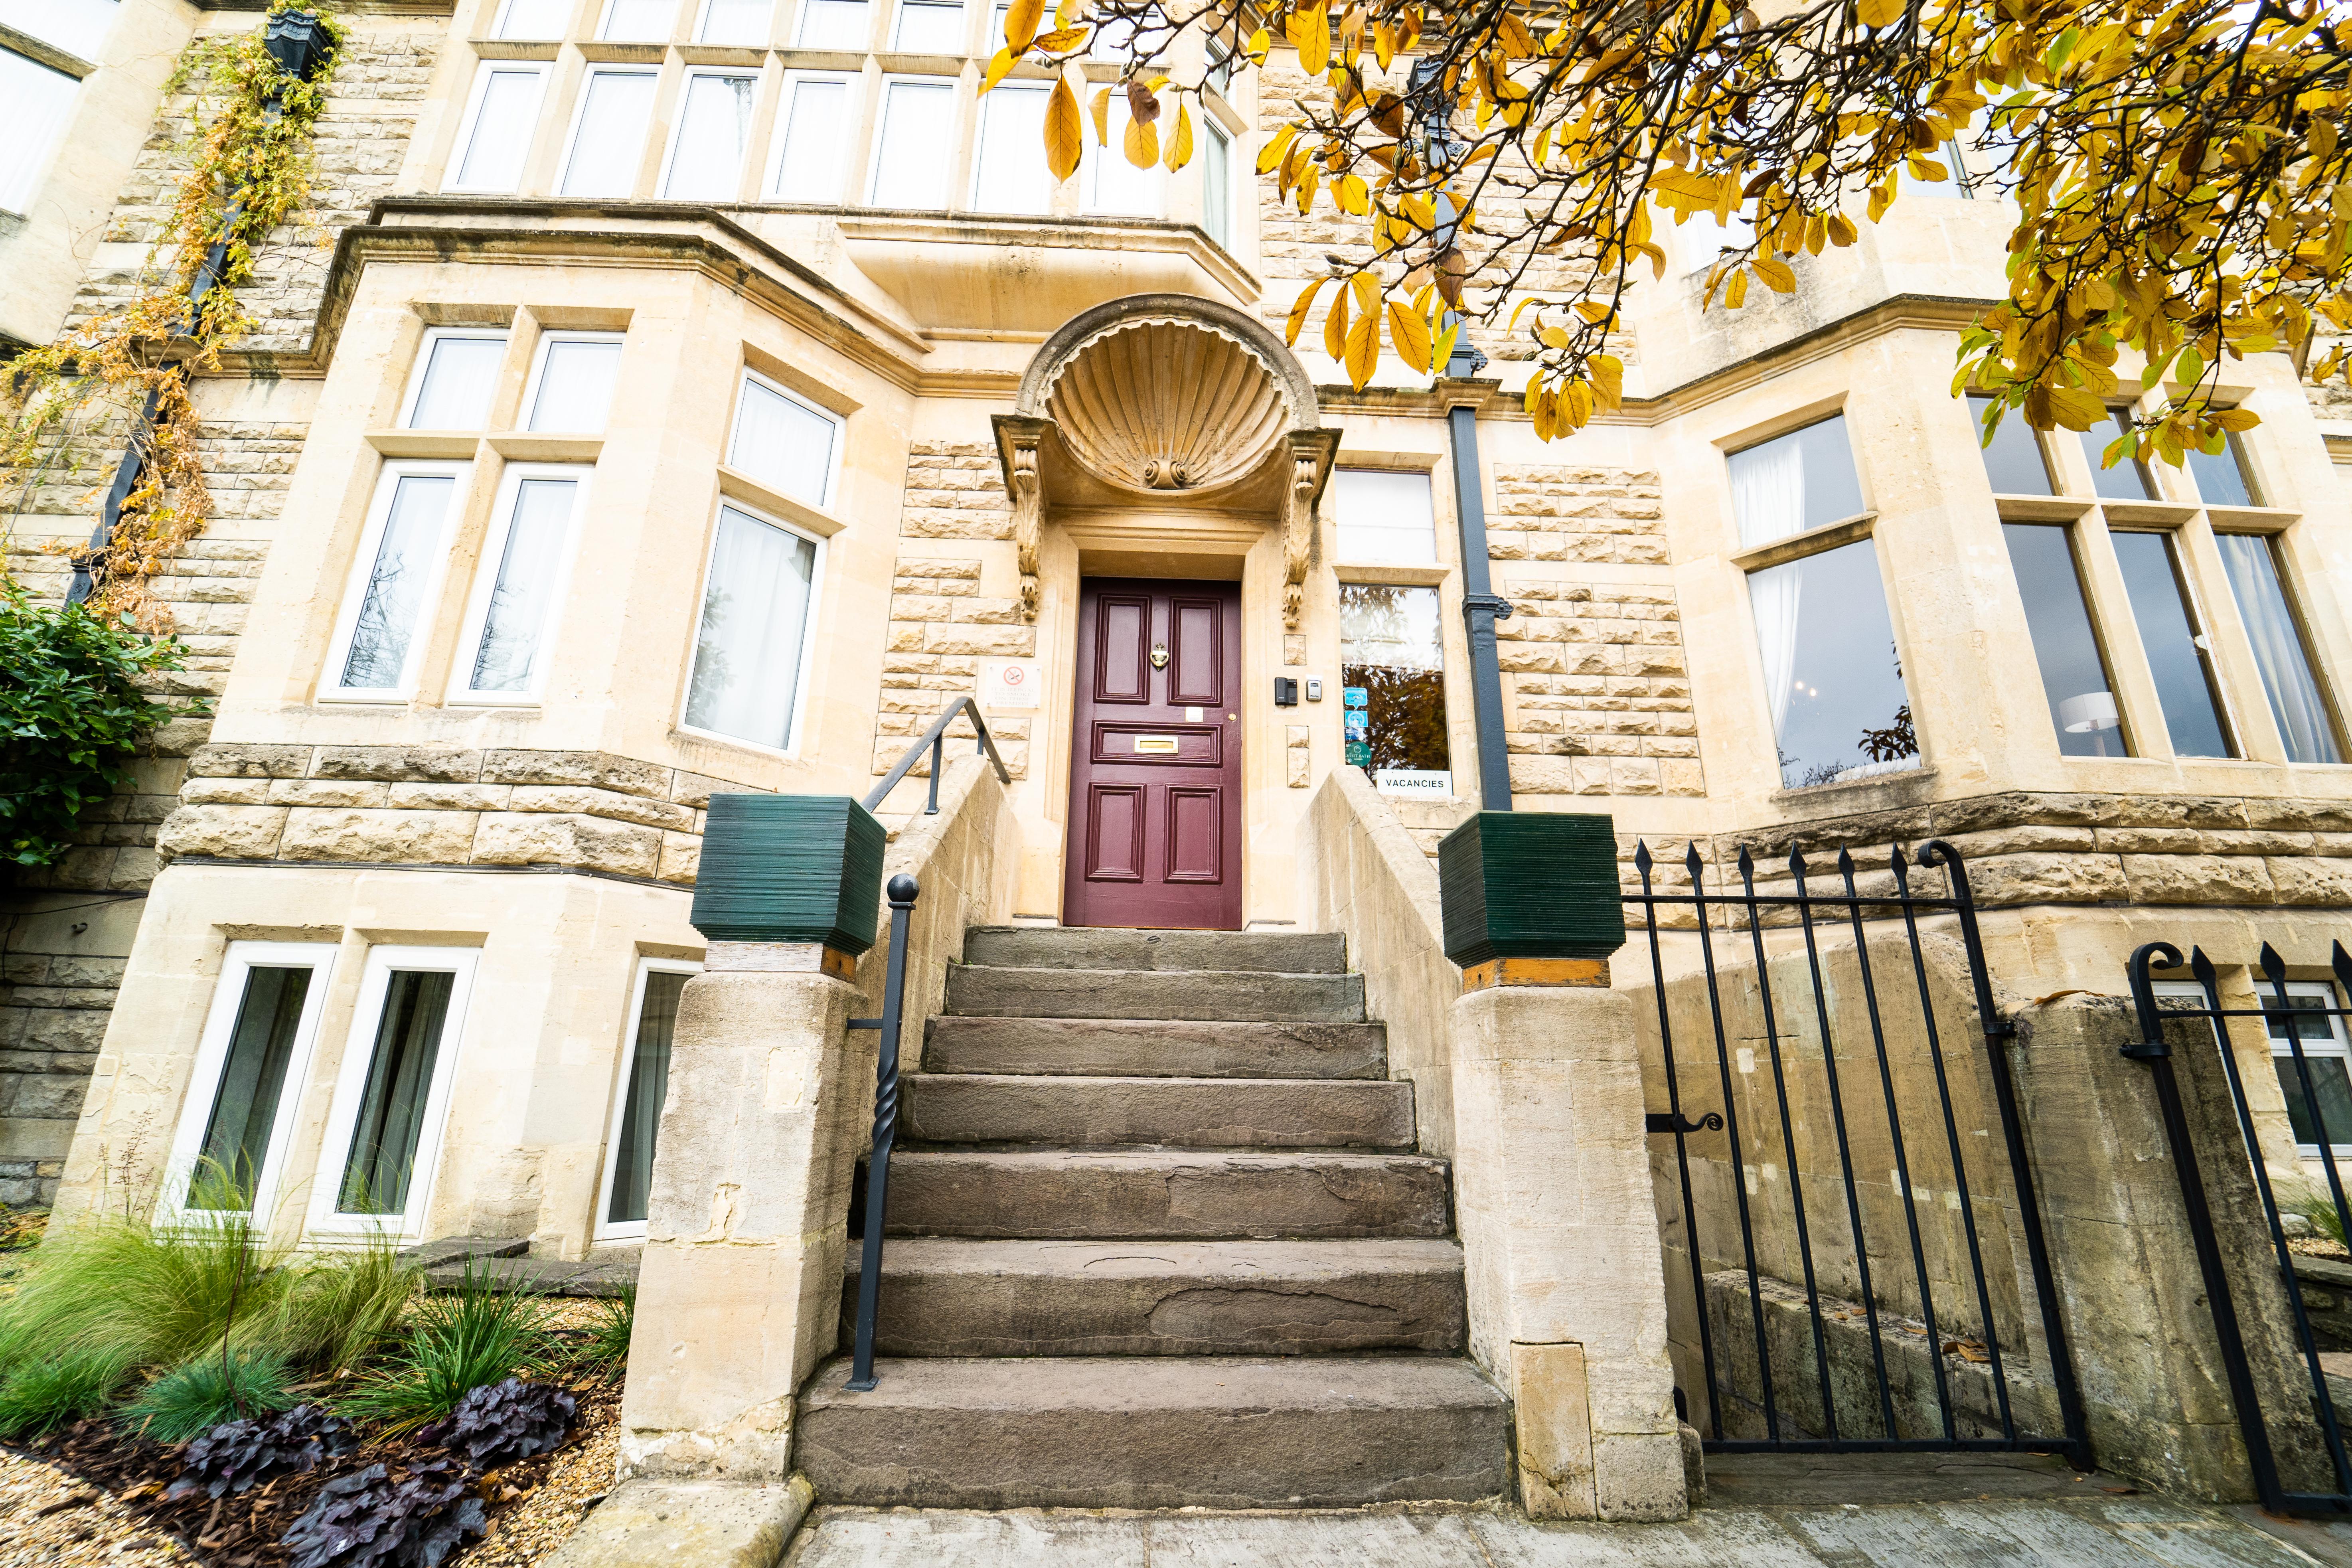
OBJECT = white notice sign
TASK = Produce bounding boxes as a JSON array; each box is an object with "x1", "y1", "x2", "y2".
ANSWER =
[
  {"x1": 1374, "y1": 769, "x2": 1454, "y2": 800},
  {"x1": 980, "y1": 659, "x2": 1039, "y2": 711}
]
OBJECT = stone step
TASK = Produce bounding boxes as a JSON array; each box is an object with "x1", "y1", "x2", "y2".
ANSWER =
[
  {"x1": 881, "y1": 1150, "x2": 1451, "y2": 1240},
  {"x1": 944, "y1": 966, "x2": 1365, "y2": 1023},
  {"x1": 963, "y1": 927, "x2": 1347, "y2": 974},
  {"x1": 922, "y1": 1017, "x2": 1388, "y2": 1080},
  {"x1": 839, "y1": 1238, "x2": 1468, "y2": 1357},
  {"x1": 899, "y1": 1073, "x2": 1415, "y2": 1151},
  {"x1": 795, "y1": 1354, "x2": 1511, "y2": 1509}
]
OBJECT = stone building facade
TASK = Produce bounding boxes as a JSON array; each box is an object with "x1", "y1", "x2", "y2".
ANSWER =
[{"x1": 0, "y1": 0, "x2": 2345, "y2": 1300}]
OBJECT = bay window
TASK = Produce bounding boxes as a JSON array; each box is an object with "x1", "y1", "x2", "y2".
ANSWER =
[
  {"x1": 2003, "y1": 523, "x2": 2123, "y2": 756},
  {"x1": 1966, "y1": 394, "x2": 2054, "y2": 495},
  {"x1": 868, "y1": 77, "x2": 956, "y2": 207},
  {"x1": 324, "y1": 464, "x2": 467, "y2": 700},
  {"x1": 662, "y1": 68, "x2": 760, "y2": 200},
  {"x1": 2111, "y1": 530, "x2": 2234, "y2": 758},
  {"x1": 1204, "y1": 119, "x2": 1232, "y2": 249},
  {"x1": 452, "y1": 465, "x2": 590, "y2": 703},
  {"x1": 770, "y1": 73, "x2": 855, "y2": 203},
  {"x1": 401, "y1": 328, "x2": 508, "y2": 430},
  {"x1": 682, "y1": 502, "x2": 822, "y2": 751},
  {"x1": 2218, "y1": 532, "x2": 2343, "y2": 764},
  {"x1": 727, "y1": 369, "x2": 842, "y2": 506},
  {"x1": 521, "y1": 331, "x2": 624, "y2": 432},
  {"x1": 596, "y1": 960, "x2": 698, "y2": 1238},
  {"x1": 1340, "y1": 583, "x2": 1451, "y2": 796},
  {"x1": 971, "y1": 82, "x2": 1054, "y2": 213},
  {"x1": 560, "y1": 65, "x2": 660, "y2": 198},
  {"x1": 161, "y1": 942, "x2": 337, "y2": 1222},
  {"x1": 445, "y1": 62, "x2": 547, "y2": 194},
  {"x1": 309, "y1": 947, "x2": 478, "y2": 1239}
]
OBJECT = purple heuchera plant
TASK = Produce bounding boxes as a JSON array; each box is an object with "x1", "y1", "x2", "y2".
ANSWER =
[
  {"x1": 167, "y1": 1404, "x2": 357, "y2": 1500},
  {"x1": 418, "y1": 1377, "x2": 576, "y2": 1469},
  {"x1": 281, "y1": 1459, "x2": 486, "y2": 1568}
]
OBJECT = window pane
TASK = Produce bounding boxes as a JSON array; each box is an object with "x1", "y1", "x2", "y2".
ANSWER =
[
  {"x1": 2277, "y1": 1055, "x2": 2352, "y2": 1150},
  {"x1": 2112, "y1": 531, "x2": 2232, "y2": 758},
  {"x1": 972, "y1": 85, "x2": 1052, "y2": 213},
  {"x1": 700, "y1": 0, "x2": 769, "y2": 41},
  {"x1": 607, "y1": 970, "x2": 687, "y2": 1224},
  {"x1": 894, "y1": 0, "x2": 963, "y2": 49},
  {"x1": 774, "y1": 80, "x2": 848, "y2": 202},
  {"x1": 989, "y1": 0, "x2": 1009, "y2": 47},
  {"x1": 496, "y1": 0, "x2": 569, "y2": 38},
  {"x1": 799, "y1": 0, "x2": 869, "y2": 46},
  {"x1": 339, "y1": 970, "x2": 454, "y2": 1215},
  {"x1": 528, "y1": 338, "x2": 622, "y2": 431},
  {"x1": 562, "y1": 69, "x2": 658, "y2": 197},
  {"x1": 0, "y1": 49, "x2": 75, "y2": 212},
  {"x1": 602, "y1": 0, "x2": 672, "y2": 38},
  {"x1": 666, "y1": 72, "x2": 757, "y2": 198},
  {"x1": 2003, "y1": 524, "x2": 2122, "y2": 756},
  {"x1": 1340, "y1": 583, "x2": 1450, "y2": 784},
  {"x1": 2218, "y1": 533, "x2": 2342, "y2": 764},
  {"x1": 1204, "y1": 120, "x2": 1230, "y2": 249},
  {"x1": 2078, "y1": 409, "x2": 2154, "y2": 500},
  {"x1": 685, "y1": 508, "x2": 818, "y2": 748},
  {"x1": 1750, "y1": 537, "x2": 1916, "y2": 788},
  {"x1": 1206, "y1": 37, "x2": 1232, "y2": 94},
  {"x1": 338, "y1": 475, "x2": 456, "y2": 691},
  {"x1": 1088, "y1": 96, "x2": 1162, "y2": 215},
  {"x1": 408, "y1": 335, "x2": 504, "y2": 429},
  {"x1": 870, "y1": 81, "x2": 954, "y2": 207},
  {"x1": 468, "y1": 478, "x2": 577, "y2": 693},
  {"x1": 192, "y1": 966, "x2": 311, "y2": 1210},
  {"x1": 1332, "y1": 469, "x2": 1436, "y2": 565},
  {"x1": 730, "y1": 376, "x2": 837, "y2": 504},
  {"x1": 1726, "y1": 415, "x2": 1865, "y2": 548},
  {"x1": 0, "y1": 0, "x2": 117, "y2": 59},
  {"x1": 2188, "y1": 432, "x2": 2257, "y2": 508},
  {"x1": 453, "y1": 66, "x2": 541, "y2": 192},
  {"x1": 1965, "y1": 394, "x2": 2051, "y2": 496},
  {"x1": 1091, "y1": 12, "x2": 1136, "y2": 57}
]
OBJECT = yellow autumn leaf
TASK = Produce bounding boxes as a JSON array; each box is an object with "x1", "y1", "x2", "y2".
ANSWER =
[
  {"x1": 2212, "y1": 406, "x2": 2262, "y2": 431},
  {"x1": 1349, "y1": 271, "x2": 1378, "y2": 314},
  {"x1": 1045, "y1": 76, "x2": 1083, "y2": 180},
  {"x1": 1400, "y1": 192, "x2": 1438, "y2": 231},
  {"x1": 1856, "y1": 0, "x2": 1905, "y2": 29},
  {"x1": 1295, "y1": 1, "x2": 1331, "y2": 74},
  {"x1": 1125, "y1": 113, "x2": 1159, "y2": 169},
  {"x1": 1324, "y1": 288, "x2": 1351, "y2": 361},
  {"x1": 1256, "y1": 123, "x2": 1297, "y2": 175},
  {"x1": 1431, "y1": 319, "x2": 1460, "y2": 373},
  {"x1": 1286, "y1": 278, "x2": 1326, "y2": 346},
  {"x1": 1003, "y1": 0, "x2": 1042, "y2": 51},
  {"x1": 1335, "y1": 173, "x2": 1369, "y2": 214},
  {"x1": 1753, "y1": 256, "x2": 1797, "y2": 293},
  {"x1": 1244, "y1": 26, "x2": 1270, "y2": 62},
  {"x1": 1389, "y1": 301, "x2": 1432, "y2": 373},
  {"x1": 1343, "y1": 302, "x2": 1380, "y2": 386},
  {"x1": 981, "y1": 46, "x2": 1017, "y2": 93},
  {"x1": 1091, "y1": 86, "x2": 1112, "y2": 146},
  {"x1": 1724, "y1": 268, "x2": 1750, "y2": 308}
]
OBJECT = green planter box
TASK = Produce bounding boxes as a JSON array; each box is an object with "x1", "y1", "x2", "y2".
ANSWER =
[
  {"x1": 1437, "y1": 811, "x2": 1625, "y2": 968},
  {"x1": 689, "y1": 794, "x2": 885, "y2": 953}
]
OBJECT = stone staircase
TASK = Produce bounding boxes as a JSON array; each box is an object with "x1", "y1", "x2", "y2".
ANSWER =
[{"x1": 794, "y1": 926, "x2": 1512, "y2": 1509}]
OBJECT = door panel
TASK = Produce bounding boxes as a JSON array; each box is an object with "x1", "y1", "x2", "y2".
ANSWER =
[{"x1": 1065, "y1": 577, "x2": 1243, "y2": 929}]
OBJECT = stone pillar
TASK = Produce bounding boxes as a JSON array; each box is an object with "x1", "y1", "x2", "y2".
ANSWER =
[
  {"x1": 1448, "y1": 976, "x2": 1688, "y2": 1522},
  {"x1": 618, "y1": 942, "x2": 869, "y2": 1482}
]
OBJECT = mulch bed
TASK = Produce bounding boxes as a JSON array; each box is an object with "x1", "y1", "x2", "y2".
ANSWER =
[{"x1": 4, "y1": 1385, "x2": 620, "y2": 1568}]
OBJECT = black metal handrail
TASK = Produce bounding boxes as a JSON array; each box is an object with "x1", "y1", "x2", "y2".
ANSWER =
[
  {"x1": 863, "y1": 695, "x2": 1011, "y2": 816},
  {"x1": 843, "y1": 872, "x2": 918, "y2": 1391}
]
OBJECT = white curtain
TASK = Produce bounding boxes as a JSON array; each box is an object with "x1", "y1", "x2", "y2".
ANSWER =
[
  {"x1": 1731, "y1": 433, "x2": 1807, "y2": 734},
  {"x1": 870, "y1": 80, "x2": 954, "y2": 208},
  {"x1": 2220, "y1": 533, "x2": 2344, "y2": 764},
  {"x1": 454, "y1": 66, "x2": 541, "y2": 193},
  {"x1": 699, "y1": 0, "x2": 770, "y2": 43},
  {"x1": 665, "y1": 72, "x2": 757, "y2": 199},
  {"x1": 730, "y1": 377, "x2": 836, "y2": 505},
  {"x1": 562, "y1": 69, "x2": 658, "y2": 197},
  {"x1": 410, "y1": 334, "x2": 504, "y2": 430},
  {"x1": 972, "y1": 85, "x2": 1053, "y2": 215},
  {"x1": 469, "y1": 478, "x2": 576, "y2": 694},
  {"x1": 340, "y1": 474, "x2": 456, "y2": 691},
  {"x1": 529, "y1": 339, "x2": 623, "y2": 432},
  {"x1": 774, "y1": 79, "x2": 847, "y2": 203},
  {"x1": 684, "y1": 508, "x2": 817, "y2": 748}
]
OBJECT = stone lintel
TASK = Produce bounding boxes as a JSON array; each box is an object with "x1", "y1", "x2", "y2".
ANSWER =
[{"x1": 704, "y1": 942, "x2": 858, "y2": 981}]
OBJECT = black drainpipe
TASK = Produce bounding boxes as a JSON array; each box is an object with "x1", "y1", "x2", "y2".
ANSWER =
[{"x1": 1442, "y1": 338, "x2": 1513, "y2": 812}]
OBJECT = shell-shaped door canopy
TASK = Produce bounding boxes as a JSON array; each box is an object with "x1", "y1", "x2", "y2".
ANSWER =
[{"x1": 1043, "y1": 320, "x2": 1290, "y2": 495}]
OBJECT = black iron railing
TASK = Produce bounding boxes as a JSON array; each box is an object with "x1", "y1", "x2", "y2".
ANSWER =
[
  {"x1": 863, "y1": 694, "x2": 1011, "y2": 816},
  {"x1": 1631, "y1": 838, "x2": 2087, "y2": 1460},
  {"x1": 843, "y1": 873, "x2": 918, "y2": 1391},
  {"x1": 2125, "y1": 940, "x2": 2352, "y2": 1516}
]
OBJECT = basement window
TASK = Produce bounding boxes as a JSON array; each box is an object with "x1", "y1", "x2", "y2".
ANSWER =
[
  {"x1": 160, "y1": 942, "x2": 338, "y2": 1225},
  {"x1": 1340, "y1": 582, "x2": 1452, "y2": 798},
  {"x1": 309, "y1": 947, "x2": 479, "y2": 1240},
  {"x1": 597, "y1": 960, "x2": 698, "y2": 1238}
]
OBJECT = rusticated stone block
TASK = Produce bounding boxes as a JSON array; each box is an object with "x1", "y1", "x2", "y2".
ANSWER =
[
  {"x1": 1929, "y1": 791, "x2": 2117, "y2": 833},
  {"x1": 472, "y1": 812, "x2": 661, "y2": 878},
  {"x1": 278, "y1": 808, "x2": 479, "y2": 864},
  {"x1": 187, "y1": 743, "x2": 310, "y2": 779},
  {"x1": 2247, "y1": 798, "x2": 2352, "y2": 833},
  {"x1": 156, "y1": 804, "x2": 288, "y2": 860},
  {"x1": 657, "y1": 831, "x2": 701, "y2": 885},
  {"x1": 2266, "y1": 857, "x2": 2352, "y2": 906},
  {"x1": 481, "y1": 750, "x2": 670, "y2": 800},
  {"x1": 1964, "y1": 851, "x2": 2129, "y2": 905},
  {"x1": 507, "y1": 786, "x2": 697, "y2": 833},
  {"x1": 267, "y1": 779, "x2": 391, "y2": 809},
  {"x1": 387, "y1": 782, "x2": 511, "y2": 810},
  {"x1": 309, "y1": 746, "x2": 484, "y2": 782},
  {"x1": 182, "y1": 776, "x2": 270, "y2": 806},
  {"x1": 2120, "y1": 853, "x2": 2275, "y2": 905}
]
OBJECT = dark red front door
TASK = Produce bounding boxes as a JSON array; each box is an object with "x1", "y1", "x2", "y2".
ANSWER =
[{"x1": 1064, "y1": 578, "x2": 1243, "y2": 930}]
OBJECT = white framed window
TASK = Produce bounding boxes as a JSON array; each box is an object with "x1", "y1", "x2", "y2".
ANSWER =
[
  {"x1": 451, "y1": 463, "x2": 590, "y2": 703},
  {"x1": 697, "y1": 0, "x2": 770, "y2": 42},
  {"x1": 594, "y1": 958, "x2": 700, "y2": 1240},
  {"x1": 322, "y1": 462, "x2": 468, "y2": 701},
  {"x1": 1680, "y1": 208, "x2": 1756, "y2": 272},
  {"x1": 681, "y1": 500, "x2": 824, "y2": 753},
  {"x1": 661, "y1": 67, "x2": 761, "y2": 199},
  {"x1": 1205, "y1": 31, "x2": 1234, "y2": 95},
  {"x1": 987, "y1": 0, "x2": 1010, "y2": 48},
  {"x1": 1331, "y1": 468, "x2": 1436, "y2": 565},
  {"x1": 559, "y1": 65, "x2": 660, "y2": 198},
  {"x1": 768, "y1": 71, "x2": 855, "y2": 202},
  {"x1": 492, "y1": 0, "x2": 571, "y2": 39},
  {"x1": 2218, "y1": 532, "x2": 2344, "y2": 765},
  {"x1": 307, "y1": 946, "x2": 479, "y2": 1242},
  {"x1": 797, "y1": 0, "x2": 870, "y2": 46},
  {"x1": 598, "y1": 0, "x2": 675, "y2": 40},
  {"x1": 158, "y1": 942, "x2": 338, "y2": 1227},
  {"x1": 970, "y1": 81, "x2": 1053, "y2": 213},
  {"x1": 867, "y1": 75, "x2": 956, "y2": 207},
  {"x1": 0, "y1": 0, "x2": 118, "y2": 59},
  {"x1": 520, "y1": 330, "x2": 624, "y2": 432},
  {"x1": 400, "y1": 327, "x2": 508, "y2": 430},
  {"x1": 444, "y1": 61, "x2": 547, "y2": 194},
  {"x1": 1203, "y1": 117, "x2": 1231, "y2": 249},
  {"x1": 1084, "y1": 92, "x2": 1163, "y2": 216},
  {"x1": 892, "y1": 0, "x2": 964, "y2": 50},
  {"x1": 727, "y1": 368, "x2": 842, "y2": 507},
  {"x1": 0, "y1": 48, "x2": 78, "y2": 212},
  {"x1": 2153, "y1": 978, "x2": 2352, "y2": 1157}
]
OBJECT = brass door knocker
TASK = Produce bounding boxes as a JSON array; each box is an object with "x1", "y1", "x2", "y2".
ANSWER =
[{"x1": 1150, "y1": 643, "x2": 1169, "y2": 669}]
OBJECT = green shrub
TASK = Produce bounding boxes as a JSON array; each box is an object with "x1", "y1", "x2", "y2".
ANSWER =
[
  {"x1": 0, "y1": 1345, "x2": 138, "y2": 1438},
  {"x1": 338, "y1": 1263, "x2": 553, "y2": 1434},
  {"x1": 569, "y1": 1283, "x2": 635, "y2": 1378},
  {"x1": 120, "y1": 1348, "x2": 297, "y2": 1443},
  {"x1": 258, "y1": 1230, "x2": 421, "y2": 1377},
  {"x1": 0, "y1": 585, "x2": 201, "y2": 867}
]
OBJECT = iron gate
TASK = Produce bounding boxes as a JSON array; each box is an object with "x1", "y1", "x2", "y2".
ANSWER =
[
  {"x1": 1631, "y1": 837, "x2": 2087, "y2": 1459},
  {"x1": 2125, "y1": 941, "x2": 2352, "y2": 1517}
]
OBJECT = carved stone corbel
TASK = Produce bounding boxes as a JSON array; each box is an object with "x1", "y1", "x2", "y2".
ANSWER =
[
  {"x1": 992, "y1": 415, "x2": 1050, "y2": 623},
  {"x1": 1282, "y1": 429, "x2": 1339, "y2": 630}
]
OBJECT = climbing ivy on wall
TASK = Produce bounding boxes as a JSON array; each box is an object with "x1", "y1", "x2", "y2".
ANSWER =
[{"x1": 0, "y1": 0, "x2": 346, "y2": 631}]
